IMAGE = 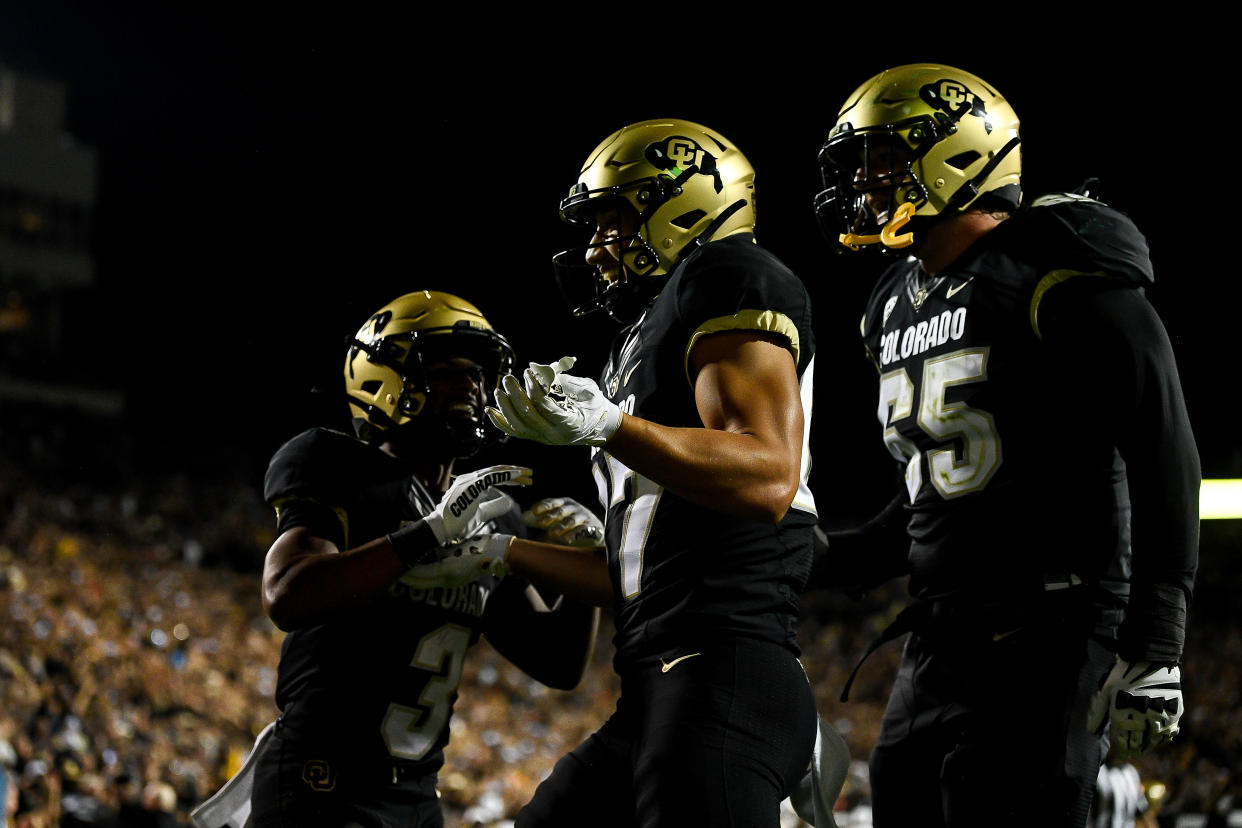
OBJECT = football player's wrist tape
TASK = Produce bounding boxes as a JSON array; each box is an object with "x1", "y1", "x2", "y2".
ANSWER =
[
  {"x1": 1120, "y1": 583, "x2": 1188, "y2": 663},
  {"x1": 522, "y1": 497, "x2": 605, "y2": 547},
  {"x1": 387, "y1": 519, "x2": 441, "y2": 569},
  {"x1": 1087, "y1": 657, "x2": 1183, "y2": 760},
  {"x1": 422, "y1": 464, "x2": 532, "y2": 544},
  {"x1": 397, "y1": 534, "x2": 514, "y2": 589},
  {"x1": 486, "y1": 356, "x2": 622, "y2": 447}
]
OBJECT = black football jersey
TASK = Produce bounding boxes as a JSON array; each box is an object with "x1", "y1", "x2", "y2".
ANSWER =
[
  {"x1": 262, "y1": 427, "x2": 524, "y2": 773},
  {"x1": 591, "y1": 234, "x2": 818, "y2": 670},
  {"x1": 858, "y1": 193, "x2": 1190, "y2": 605}
]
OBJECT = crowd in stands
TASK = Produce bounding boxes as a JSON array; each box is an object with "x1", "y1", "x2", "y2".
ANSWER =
[{"x1": 1, "y1": 405, "x2": 1238, "y2": 827}]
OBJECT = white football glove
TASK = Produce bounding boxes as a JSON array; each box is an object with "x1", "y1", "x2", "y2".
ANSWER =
[
  {"x1": 424, "y1": 464, "x2": 532, "y2": 544},
  {"x1": 1087, "y1": 657, "x2": 1183, "y2": 760},
  {"x1": 486, "y1": 356, "x2": 622, "y2": 447},
  {"x1": 522, "y1": 497, "x2": 605, "y2": 547},
  {"x1": 398, "y1": 534, "x2": 514, "y2": 589}
]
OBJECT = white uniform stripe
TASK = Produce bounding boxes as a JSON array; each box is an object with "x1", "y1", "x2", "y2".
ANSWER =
[
  {"x1": 620, "y1": 485, "x2": 662, "y2": 599},
  {"x1": 792, "y1": 354, "x2": 818, "y2": 516}
]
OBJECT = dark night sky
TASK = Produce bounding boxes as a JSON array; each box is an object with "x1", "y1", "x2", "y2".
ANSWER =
[{"x1": 0, "y1": 8, "x2": 1231, "y2": 519}]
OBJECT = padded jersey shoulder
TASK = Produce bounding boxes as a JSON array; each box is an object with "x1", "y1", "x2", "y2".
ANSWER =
[
  {"x1": 860, "y1": 194, "x2": 1156, "y2": 346},
  {"x1": 672, "y1": 234, "x2": 815, "y2": 370},
  {"x1": 674, "y1": 234, "x2": 811, "y2": 323},
  {"x1": 990, "y1": 193, "x2": 1154, "y2": 289},
  {"x1": 263, "y1": 427, "x2": 410, "y2": 506}
]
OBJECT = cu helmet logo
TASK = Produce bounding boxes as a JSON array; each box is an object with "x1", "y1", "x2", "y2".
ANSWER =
[
  {"x1": 920, "y1": 80, "x2": 991, "y2": 132},
  {"x1": 666, "y1": 138, "x2": 704, "y2": 168},
  {"x1": 645, "y1": 136, "x2": 723, "y2": 193},
  {"x1": 358, "y1": 310, "x2": 392, "y2": 346},
  {"x1": 346, "y1": 309, "x2": 393, "y2": 378}
]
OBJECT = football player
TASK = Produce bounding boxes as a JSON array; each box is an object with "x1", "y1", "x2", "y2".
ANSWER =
[
  {"x1": 239, "y1": 291, "x2": 600, "y2": 828},
  {"x1": 475, "y1": 118, "x2": 821, "y2": 828},
  {"x1": 807, "y1": 64, "x2": 1199, "y2": 827}
]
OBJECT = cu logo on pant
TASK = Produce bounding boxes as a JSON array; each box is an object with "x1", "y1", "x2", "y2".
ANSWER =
[{"x1": 302, "y1": 759, "x2": 336, "y2": 791}]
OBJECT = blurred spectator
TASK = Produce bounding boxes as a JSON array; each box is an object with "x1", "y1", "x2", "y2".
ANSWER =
[
  {"x1": 1089, "y1": 760, "x2": 1151, "y2": 828},
  {"x1": 3, "y1": 767, "x2": 18, "y2": 826},
  {"x1": 0, "y1": 404, "x2": 1240, "y2": 826}
]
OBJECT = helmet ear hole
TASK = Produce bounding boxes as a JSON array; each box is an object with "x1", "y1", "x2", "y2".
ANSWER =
[
  {"x1": 360, "y1": 380, "x2": 382, "y2": 394},
  {"x1": 671, "y1": 209, "x2": 706, "y2": 229},
  {"x1": 945, "y1": 150, "x2": 982, "y2": 171}
]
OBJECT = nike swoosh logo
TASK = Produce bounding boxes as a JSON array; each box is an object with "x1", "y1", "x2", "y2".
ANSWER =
[
  {"x1": 992, "y1": 626, "x2": 1023, "y2": 642},
  {"x1": 660, "y1": 653, "x2": 702, "y2": 673},
  {"x1": 622, "y1": 359, "x2": 643, "y2": 387},
  {"x1": 946, "y1": 277, "x2": 974, "y2": 299}
]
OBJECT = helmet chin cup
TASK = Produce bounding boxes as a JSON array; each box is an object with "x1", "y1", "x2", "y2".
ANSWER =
[{"x1": 840, "y1": 201, "x2": 916, "y2": 251}]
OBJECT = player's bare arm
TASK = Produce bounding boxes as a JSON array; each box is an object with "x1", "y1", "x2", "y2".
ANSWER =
[
  {"x1": 263, "y1": 464, "x2": 531, "y2": 630},
  {"x1": 605, "y1": 329, "x2": 804, "y2": 523},
  {"x1": 262, "y1": 527, "x2": 408, "y2": 631},
  {"x1": 503, "y1": 540, "x2": 614, "y2": 609}
]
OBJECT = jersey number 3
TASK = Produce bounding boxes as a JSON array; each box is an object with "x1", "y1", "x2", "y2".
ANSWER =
[
  {"x1": 878, "y1": 348, "x2": 1001, "y2": 501},
  {"x1": 381, "y1": 623, "x2": 471, "y2": 760}
]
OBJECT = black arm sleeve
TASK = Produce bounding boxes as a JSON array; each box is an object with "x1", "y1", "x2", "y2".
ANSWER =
[
  {"x1": 273, "y1": 497, "x2": 347, "y2": 550},
  {"x1": 1041, "y1": 283, "x2": 1200, "y2": 662},
  {"x1": 805, "y1": 492, "x2": 911, "y2": 592}
]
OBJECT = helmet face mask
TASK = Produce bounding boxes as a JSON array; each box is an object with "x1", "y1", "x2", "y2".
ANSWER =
[
  {"x1": 344, "y1": 291, "x2": 514, "y2": 457},
  {"x1": 553, "y1": 119, "x2": 756, "y2": 322},
  {"x1": 553, "y1": 196, "x2": 663, "y2": 323},
  {"x1": 817, "y1": 127, "x2": 933, "y2": 250},
  {"x1": 814, "y1": 64, "x2": 1022, "y2": 253}
]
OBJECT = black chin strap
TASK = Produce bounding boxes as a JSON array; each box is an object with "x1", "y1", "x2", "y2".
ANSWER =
[
  {"x1": 345, "y1": 392, "x2": 399, "y2": 431},
  {"x1": 677, "y1": 198, "x2": 749, "y2": 262},
  {"x1": 946, "y1": 135, "x2": 1021, "y2": 211},
  {"x1": 630, "y1": 163, "x2": 748, "y2": 271}
]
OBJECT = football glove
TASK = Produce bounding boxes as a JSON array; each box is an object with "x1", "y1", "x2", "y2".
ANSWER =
[
  {"x1": 487, "y1": 356, "x2": 622, "y2": 447},
  {"x1": 522, "y1": 497, "x2": 605, "y2": 547},
  {"x1": 398, "y1": 534, "x2": 515, "y2": 589},
  {"x1": 1087, "y1": 657, "x2": 1183, "y2": 760},
  {"x1": 423, "y1": 464, "x2": 532, "y2": 544}
]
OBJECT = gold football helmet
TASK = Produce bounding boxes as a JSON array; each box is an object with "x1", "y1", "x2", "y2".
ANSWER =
[
  {"x1": 344, "y1": 290, "x2": 514, "y2": 453},
  {"x1": 814, "y1": 63, "x2": 1021, "y2": 251},
  {"x1": 553, "y1": 118, "x2": 756, "y2": 320}
]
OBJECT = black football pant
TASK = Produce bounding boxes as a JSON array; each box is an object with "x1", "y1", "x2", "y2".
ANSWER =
[
  {"x1": 248, "y1": 719, "x2": 442, "y2": 828},
  {"x1": 869, "y1": 605, "x2": 1115, "y2": 828},
  {"x1": 515, "y1": 637, "x2": 817, "y2": 828}
]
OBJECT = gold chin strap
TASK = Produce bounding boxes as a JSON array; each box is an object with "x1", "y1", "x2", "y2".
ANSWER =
[{"x1": 839, "y1": 202, "x2": 916, "y2": 251}]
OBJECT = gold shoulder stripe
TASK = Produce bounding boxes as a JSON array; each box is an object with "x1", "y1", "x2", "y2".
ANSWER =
[
  {"x1": 270, "y1": 495, "x2": 350, "y2": 547},
  {"x1": 1030, "y1": 269, "x2": 1109, "y2": 340},
  {"x1": 684, "y1": 309, "x2": 800, "y2": 384}
]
